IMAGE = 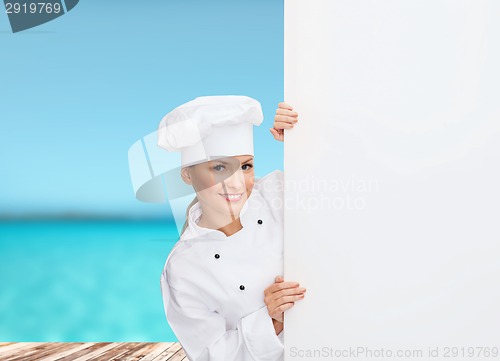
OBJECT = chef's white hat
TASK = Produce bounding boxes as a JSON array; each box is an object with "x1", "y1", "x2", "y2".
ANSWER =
[{"x1": 157, "y1": 95, "x2": 263, "y2": 166}]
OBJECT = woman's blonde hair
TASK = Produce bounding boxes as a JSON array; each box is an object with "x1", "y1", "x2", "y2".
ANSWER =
[{"x1": 180, "y1": 195, "x2": 198, "y2": 236}]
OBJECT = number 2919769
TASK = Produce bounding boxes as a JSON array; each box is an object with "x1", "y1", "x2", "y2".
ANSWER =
[{"x1": 5, "y1": 2, "x2": 62, "y2": 14}]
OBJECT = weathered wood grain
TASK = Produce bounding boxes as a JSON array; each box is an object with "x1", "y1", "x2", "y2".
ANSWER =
[
  {"x1": 0, "y1": 343, "x2": 187, "y2": 361},
  {"x1": 36, "y1": 343, "x2": 96, "y2": 361},
  {"x1": 137, "y1": 343, "x2": 175, "y2": 361},
  {"x1": 0, "y1": 342, "x2": 44, "y2": 356},
  {"x1": 150, "y1": 342, "x2": 184, "y2": 361},
  {"x1": 3, "y1": 343, "x2": 72, "y2": 361}
]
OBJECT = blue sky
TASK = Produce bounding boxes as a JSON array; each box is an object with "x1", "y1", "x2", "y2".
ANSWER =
[{"x1": 0, "y1": 0, "x2": 284, "y2": 218}]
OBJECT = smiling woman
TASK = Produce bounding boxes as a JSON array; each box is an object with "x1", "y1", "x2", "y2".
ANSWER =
[
  {"x1": 180, "y1": 155, "x2": 255, "y2": 236},
  {"x1": 155, "y1": 95, "x2": 306, "y2": 361}
]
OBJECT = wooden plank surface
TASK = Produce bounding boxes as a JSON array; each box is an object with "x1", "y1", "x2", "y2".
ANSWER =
[
  {"x1": 0, "y1": 343, "x2": 45, "y2": 357},
  {"x1": 138, "y1": 343, "x2": 176, "y2": 361},
  {"x1": 0, "y1": 343, "x2": 16, "y2": 348},
  {"x1": 37, "y1": 343, "x2": 96, "y2": 361},
  {"x1": 0, "y1": 343, "x2": 186, "y2": 361},
  {"x1": 3, "y1": 343, "x2": 71, "y2": 361},
  {"x1": 149, "y1": 343, "x2": 184, "y2": 361},
  {"x1": 58, "y1": 342, "x2": 121, "y2": 361}
]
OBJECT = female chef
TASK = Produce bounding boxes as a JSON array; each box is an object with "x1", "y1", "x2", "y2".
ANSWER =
[{"x1": 158, "y1": 95, "x2": 305, "y2": 361}]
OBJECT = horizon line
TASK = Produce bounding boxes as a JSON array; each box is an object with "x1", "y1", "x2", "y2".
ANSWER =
[{"x1": 0, "y1": 212, "x2": 174, "y2": 221}]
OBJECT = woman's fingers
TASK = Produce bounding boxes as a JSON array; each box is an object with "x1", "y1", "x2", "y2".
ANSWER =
[
  {"x1": 274, "y1": 115, "x2": 298, "y2": 125},
  {"x1": 269, "y1": 281, "x2": 300, "y2": 294},
  {"x1": 276, "y1": 108, "x2": 298, "y2": 117},
  {"x1": 275, "y1": 294, "x2": 306, "y2": 305},
  {"x1": 269, "y1": 302, "x2": 295, "y2": 319},
  {"x1": 272, "y1": 103, "x2": 298, "y2": 142},
  {"x1": 273, "y1": 121, "x2": 294, "y2": 130},
  {"x1": 264, "y1": 281, "x2": 302, "y2": 299},
  {"x1": 265, "y1": 277, "x2": 306, "y2": 301},
  {"x1": 265, "y1": 276, "x2": 306, "y2": 321},
  {"x1": 267, "y1": 287, "x2": 306, "y2": 305},
  {"x1": 268, "y1": 293, "x2": 305, "y2": 318},
  {"x1": 278, "y1": 102, "x2": 293, "y2": 110},
  {"x1": 274, "y1": 286, "x2": 306, "y2": 299}
]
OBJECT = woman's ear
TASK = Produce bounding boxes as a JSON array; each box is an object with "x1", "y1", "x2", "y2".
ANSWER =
[{"x1": 181, "y1": 167, "x2": 193, "y2": 185}]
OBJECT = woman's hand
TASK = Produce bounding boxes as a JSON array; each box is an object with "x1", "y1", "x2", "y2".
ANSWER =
[
  {"x1": 270, "y1": 102, "x2": 299, "y2": 142},
  {"x1": 264, "y1": 275, "x2": 306, "y2": 324}
]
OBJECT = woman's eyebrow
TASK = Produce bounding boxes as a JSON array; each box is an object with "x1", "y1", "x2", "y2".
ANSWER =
[
  {"x1": 241, "y1": 157, "x2": 254, "y2": 163},
  {"x1": 212, "y1": 157, "x2": 253, "y2": 165}
]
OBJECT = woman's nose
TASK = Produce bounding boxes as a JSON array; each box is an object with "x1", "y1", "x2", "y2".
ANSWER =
[{"x1": 224, "y1": 169, "x2": 245, "y2": 190}]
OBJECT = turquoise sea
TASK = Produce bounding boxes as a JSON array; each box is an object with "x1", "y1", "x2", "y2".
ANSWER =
[{"x1": 0, "y1": 220, "x2": 179, "y2": 342}]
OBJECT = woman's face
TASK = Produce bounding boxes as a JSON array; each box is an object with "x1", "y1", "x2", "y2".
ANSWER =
[{"x1": 181, "y1": 155, "x2": 255, "y2": 226}]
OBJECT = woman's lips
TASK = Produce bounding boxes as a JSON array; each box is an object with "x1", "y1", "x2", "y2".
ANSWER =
[{"x1": 220, "y1": 193, "x2": 243, "y2": 202}]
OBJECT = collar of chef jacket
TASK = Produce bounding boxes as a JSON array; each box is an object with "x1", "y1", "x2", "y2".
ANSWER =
[{"x1": 182, "y1": 187, "x2": 259, "y2": 241}]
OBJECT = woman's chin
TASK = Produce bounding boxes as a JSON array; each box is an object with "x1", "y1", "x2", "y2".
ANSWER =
[
  {"x1": 199, "y1": 195, "x2": 249, "y2": 225},
  {"x1": 219, "y1": 200, "x2": 247, "y2": 217}
]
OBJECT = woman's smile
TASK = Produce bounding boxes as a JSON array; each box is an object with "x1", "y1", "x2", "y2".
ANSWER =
[{"x1": 219, "y1": 192, "x2": 244, "y2": 202}]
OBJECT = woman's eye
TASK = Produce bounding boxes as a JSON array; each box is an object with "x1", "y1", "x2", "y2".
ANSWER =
[
  {"x1": 242, "y1": 164, "x2": 253, "y2": 171},
  {"x1": 213, "y1": 164, "x2": 226, "y2": 172}
]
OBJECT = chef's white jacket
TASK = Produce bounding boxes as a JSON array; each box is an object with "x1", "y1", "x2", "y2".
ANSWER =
[{"x1": 160, "y1": 170, "x2": 284, "y2": 361}]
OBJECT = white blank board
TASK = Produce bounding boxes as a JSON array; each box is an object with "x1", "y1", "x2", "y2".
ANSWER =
[{"x1": 284, "y1": 1, "x2": 500, "y2": 359}]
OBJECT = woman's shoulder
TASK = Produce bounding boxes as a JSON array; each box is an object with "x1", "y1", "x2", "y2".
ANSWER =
[
  {"x1": 255, "y1": 169, "x2": 283, "y2": 184},
  {"x1": 249, "y1": 170, "x2": 284, "y2": 223},
  {"x1": 253, "y1": 170, "x2": 284, "y2": 203},
  {"x1": 254, "y1": 170, "x2": 283, "y2": 193},
  {"x1": 162, "y1": 236, "x2": 197, "y2": 287}
]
